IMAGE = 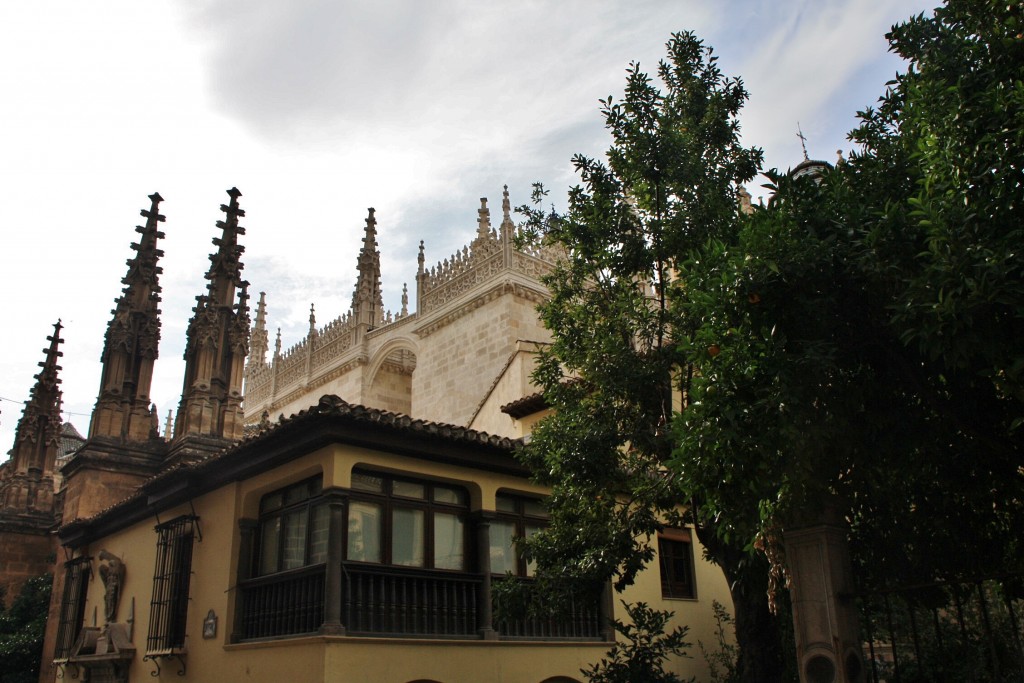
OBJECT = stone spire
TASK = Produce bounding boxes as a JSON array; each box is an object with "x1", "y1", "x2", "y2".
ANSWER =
[
  {"x1": 476, "y1": 197, "x2": 491, "y2": 242},
  {"x1": 9, "y1": 321, "x2": 64, "y2": 478},
  {"x1": 351, "y1": 208, "x2": 384, "y2": 329},
  {"x1": 171, "y1": 188, "x2": 250, "y2": 457},
  {"x1": 89, "y1": 193, "x2": 165, "y2": 442},
  {"x1": 401, "y1": 283, "x2": 409, "y2": 317},
  {"x1": 0, "y1": 322, "x2": 64, "y2": 516},
  {"x1": 274, "y1": 328, "x2": 282, "y2": 360},
  {"x1": 416, "y1": 240, "x2": 426, "y2": 314},
  {"x1": 499, "y1": 185, "x2": 512, "y2": 231},
  {"x1": 308, "y1": 303, "x2": 318, "y2": 339},
  {"x1": 249, "y1": 291, "x2": 269, "y2": 367},
  {"x1": 500, "y1": 185, "x2": 514, "y2": 241}
]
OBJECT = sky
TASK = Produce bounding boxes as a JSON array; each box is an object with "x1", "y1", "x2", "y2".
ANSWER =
[{"x1": 0, "y1": 0, "x2": 936, "y2": 453}]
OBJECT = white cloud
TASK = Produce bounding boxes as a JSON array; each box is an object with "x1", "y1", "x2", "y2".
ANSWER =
[{"x1": 0, "y1": 0, "x2": 936, "y2": 451}]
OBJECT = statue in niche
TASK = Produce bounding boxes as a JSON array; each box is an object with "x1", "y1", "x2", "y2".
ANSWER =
[{"x1": 98, "y1": 550, "x2": 125, "y2": 623}]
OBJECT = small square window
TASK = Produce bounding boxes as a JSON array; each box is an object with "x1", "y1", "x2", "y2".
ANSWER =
[{"x1": 658, "y1": 531, "x2": 695, "y2": 599}]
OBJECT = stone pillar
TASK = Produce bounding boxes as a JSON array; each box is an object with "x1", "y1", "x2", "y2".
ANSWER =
[
  {"x1": 474, "y1": 512, "x2": 496, "y2": 640},
  {"x1": 784, "y1": 518, "x2": 865, "y2": 683},
  {"x1": 320, "y1": 490, "x2": 346, "y2": 635}
]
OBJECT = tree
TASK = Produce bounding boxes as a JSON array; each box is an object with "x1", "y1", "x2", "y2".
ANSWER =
[
  {"x1": 674, "y1": 0, "x2": 1024, "y2": 590},
  {"x1": 522, "y1": 2, "x2": 1024, "y2": 680},
  {"x1": 0, "y1": 574, "x2": 52, "y2": 683},
  {"x1": 517, "y1": 31, "x2": 786, "y2": 683}
]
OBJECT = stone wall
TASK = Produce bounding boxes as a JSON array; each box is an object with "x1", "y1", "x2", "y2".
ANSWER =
[{"x1": 0, "y1": 527, "x2": 54, "y2": 606}]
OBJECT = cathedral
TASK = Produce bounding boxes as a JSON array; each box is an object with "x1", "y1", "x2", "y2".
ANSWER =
[{"x1": 0, "y1": 187, "x2": 733, "y2": 683}]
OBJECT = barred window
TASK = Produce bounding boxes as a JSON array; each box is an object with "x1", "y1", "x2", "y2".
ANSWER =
[
  {"x1": 256, "y1": 476, "x2": 327, "y2": 576},
  {"x1": 490, "y1": 493, "x2": 548, "y2": 577},
  {"x1": 658, "y1": 528, "x2": 695, "y2": 599},
  {"x1": 147, "y1": 516, "x2": 197, "y2": 654},
  {"x1": 346, "y1": 470, "x2": 468, "y2": 570},
  {"x1": 53, "y1": 556, "x2": 91, "y2": 661}
]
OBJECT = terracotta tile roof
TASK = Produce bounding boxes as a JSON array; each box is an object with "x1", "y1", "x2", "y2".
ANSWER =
[
  {"x1": 59, "y1": 421, "x2": 86, "y2": 459},
  {"x1": 59, "y1": 395, "x2": 523, "y2": 544},
  {"x1": 500, "y1": 392, "x2": 548, "y2": 419}
]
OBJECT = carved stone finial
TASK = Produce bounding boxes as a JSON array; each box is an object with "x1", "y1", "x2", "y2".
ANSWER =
[
  {"x1": 308, "y1": 303, "x2": 317, "y2": 337},
  {"x1": 274, "y1": 328, "x2": 282, "y2": 357},
  {"x1": 254, "y1": 292, "x2": 267, "y2": 328},
  {"x1": 401, "y1": 283, "x2": 409, "y2": 317},
  {"x1": 476, "y1": 197, "x2": 491, "y2": 240},
  {"x1": 351, "y1": 208, "x2": 384, "y2": 328}
]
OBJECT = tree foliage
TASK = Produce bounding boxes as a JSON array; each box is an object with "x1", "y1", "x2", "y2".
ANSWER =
[
  {"x1": 520, "y1": 1, "x2": 1023, "y2": 680},
  {"x1": 675, "y1": 0, "x2": 1024, "y2": 588},
  {"x1": 518, "y1": 31, "x2": 785, "y2": 682},
  {"x1": 0, "y1": 574, "x2": 52, "y2": 683},
  {"x1": 582, "y1": 602, "x2": 694, "y2": 683}
]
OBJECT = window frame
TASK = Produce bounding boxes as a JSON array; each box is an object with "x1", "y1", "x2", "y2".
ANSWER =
[
  {"x1": 146, "y1": 515, "x2": 197, "y2": 655},
  {"x1": 254, "y1": 476, "x2": 328, "y2": 576},
  {"x1": 345, "y1": 470, "x2": 470, "y2": 571},
  {"x1": 53, "y1": 555, "x2": 91, "y2": 661},
  {"x1": 491, "y1": 492, "x2": 548, "y2": 577},
  {"x1": 657, "y1": 527, "x2": 696, "y2": 600}
]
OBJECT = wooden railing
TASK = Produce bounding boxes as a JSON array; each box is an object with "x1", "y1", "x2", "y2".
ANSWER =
[
  {"x1": 238, "y1": 565, "x2": 325, "y2": 639},
  {"x1": 237, "y1": 564, "x2": 603, "y2": 641},
  {"x1": 342, "y1": 563, "x2": 480, "y2": 636},
  {"x1": 493, "y1": 577, "x2": 603, "y2": 640}
]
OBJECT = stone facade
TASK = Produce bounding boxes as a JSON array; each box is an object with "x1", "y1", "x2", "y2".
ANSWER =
[{"x1": 242, "y1": 187, "x2": 562, "y2": 432}]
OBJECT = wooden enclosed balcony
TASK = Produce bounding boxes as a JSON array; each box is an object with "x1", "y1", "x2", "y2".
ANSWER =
[{"x1": 236, "y1": 564, "x2": 604, "y2": 642}]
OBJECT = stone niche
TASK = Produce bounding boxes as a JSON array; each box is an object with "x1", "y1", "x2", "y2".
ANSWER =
[{"x1": 66, "y1": 623, "x2": 136, "y2": 683}]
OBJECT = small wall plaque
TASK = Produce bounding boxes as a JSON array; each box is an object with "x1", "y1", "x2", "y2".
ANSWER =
[{"x1": 202, "y1": 610, "x2": 217, "y2": 639}]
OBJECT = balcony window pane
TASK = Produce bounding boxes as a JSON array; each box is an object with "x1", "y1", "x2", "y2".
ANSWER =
[
  {"x1": 348, "y1": 501, "x2": 382, "y2": 563},
  {"x1": 523, "y1": 498, "x2": 548, "y2": 518},
  {"x1": 524, "y1": 524, "x2": 541, "y2": 577},
  {"x1": 260, "y1": 492, "x2": 283, "y2": 514},
  {"x1": 308, "y1": 503, "x2": 329, "y2": 565},
  {"x1": 392, "y1": 508, "x2": 425, "y2": 567},
  {"x1": 393, "y1": 480, "x2": 426, "y2": 500},
  {"x1": 433, "y1": 486, "x2": 465, "y2": 505},
  {"x1": 489, "y1": 519, "x2": 517, "y2": 575},
  {"x1": 282, "y1": 510, "x2": 308, "y2": 570},
  {"x1": 352, "y1": 472, "x2": 384, "y2": 493},
  {"x1": 433, "y1": 513, "x2": 464, "y2": 570}
]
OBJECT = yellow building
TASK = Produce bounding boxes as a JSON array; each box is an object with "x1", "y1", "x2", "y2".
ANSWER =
[
  {"x1": 36, "y1": 187, "x2": 734, "y2": 683},
  {"x1": 53, "y1": 395, "x2": 732, "y2": 682}
]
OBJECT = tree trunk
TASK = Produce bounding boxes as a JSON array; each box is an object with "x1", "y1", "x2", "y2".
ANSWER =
[{"x1": 695, "y1": 524, "x2": 787, "y2": 683}]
